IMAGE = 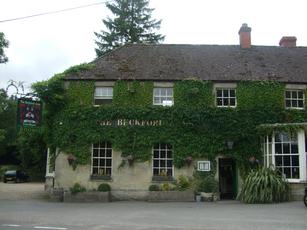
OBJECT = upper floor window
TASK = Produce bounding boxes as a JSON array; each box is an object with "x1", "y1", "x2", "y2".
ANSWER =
[
  {"x1": 94, "y1": 87, "x2": 113, "y2": 105},
  {"x1": 92, "y1": 141, "x2": 112, "y2": 177},
  {"x1": 153, "y1": 143, "x2": 173, "y2": 177},
  {"x1": 216, "y1": 88, "x2": 236, "y2": 107},
  {"x1": 285, "y1": 90, "x2": 304, "y2": 109},
  {"x1": 153, "y1": 87, "x2": 173, "y2": 106}
]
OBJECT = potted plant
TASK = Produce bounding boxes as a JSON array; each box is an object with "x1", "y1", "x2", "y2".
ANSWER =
[
  {"x1": 185, "y1": 156, "x2": 193, "y2": 166},
  {"x1": 67, "y1": 154, "x2": 77, "y2": 170},
  {"x1": 196, "y1": 175, "x2": 218, "y2": 201}
]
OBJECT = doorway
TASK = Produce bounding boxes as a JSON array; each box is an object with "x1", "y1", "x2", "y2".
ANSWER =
[{"x1": 219, "y1": 158, "x2": 237, "y2": 199}]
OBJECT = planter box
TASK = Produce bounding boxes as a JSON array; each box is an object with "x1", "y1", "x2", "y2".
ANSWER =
[
  {"x1": 90, "y1": 175, "x2": 112, "y2": 181},
  {"x1": 148, "y1": 190, "x2": 194, "y2": 202},
  {"x1": 200, "y1": 192, "x2": 219, "y2": 202},
  {"x1": 152, "y1": 176, "x2": 175, "y2": 182},
  {"x1": 64, "y1": 191, "x2": 111, "y2": 202}
]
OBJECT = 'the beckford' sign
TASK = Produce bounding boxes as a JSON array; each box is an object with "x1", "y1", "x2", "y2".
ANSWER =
[{"x1": 97, "y1": 119, "x2": 162, "y2": 127}]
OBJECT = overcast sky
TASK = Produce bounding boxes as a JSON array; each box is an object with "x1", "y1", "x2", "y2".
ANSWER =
[{"x1": 1, "y1": 0, "x2": 307, "y2": 94}]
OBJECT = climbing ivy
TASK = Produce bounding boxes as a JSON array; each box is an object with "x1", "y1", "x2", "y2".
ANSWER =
[
  {"x1": 174, "y1": 80, "x2": 214, "y2": 107},
  {"x1": 66, "y1": 81, "x2": 94, "y2": 108},
  {"x1": 113, "y1": 80, "x2": 153, "y2": 107},
  {"x1": 236, "y1": 81, "x2": 284, "y2": 109},
  {"x1": 32, "y1": 75, "x2": 307, "y2": 173}
]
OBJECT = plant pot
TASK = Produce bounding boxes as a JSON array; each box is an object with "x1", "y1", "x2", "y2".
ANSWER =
[
  {"x1": 201, "y1": 192, "x2": 213, "y2": 202},
  {"x1": 195, "y1": 194, "x2": 202, "y2": 202}
]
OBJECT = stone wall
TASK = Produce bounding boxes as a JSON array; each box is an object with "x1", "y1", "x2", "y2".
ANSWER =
[
  {"x1": 54, "y1": 151, "x2": 195, "y2": 200},
  {"x1": 289, "y1": 182, "x2": 307, "y2": 201}
]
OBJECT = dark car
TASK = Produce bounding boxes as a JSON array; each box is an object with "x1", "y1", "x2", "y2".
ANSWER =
[{"x1": 3, "y1": 170, "x2": 29, "y2": 183}]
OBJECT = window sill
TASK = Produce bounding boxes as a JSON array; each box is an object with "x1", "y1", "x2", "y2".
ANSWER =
[
  {"x1": 152, "y1": 175, "x2": 175, "y2": 182},
  {"x1": 90, "y1": 175, "x2": 112, "y2": 181},
  {"x1": 285, "y1": 107, "x2": 305, "y2": 110},
  {"x1": 216, "y1": 105, "x2": 237, "y2": 108},
  {"x1": 286, "y1": 179, "x2": 306, "y2": 183}
]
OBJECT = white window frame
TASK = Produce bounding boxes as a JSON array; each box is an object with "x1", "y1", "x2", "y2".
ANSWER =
[
  {"x1": 91, "y1": 141, "x2": 113, "y2": 176},
  {"x1": 153, "y1": 87, "x2": 174, "y2": 106},
  {"x1": 216, "y1": 88, "x2": 237, "y2": 108},
  {"x1": 152, "y1": 143, "x2": 174, "y2": 177},
  {"x1": 197, "y1": 161, "x2": 211, "y2": 171},
  {"x1": 94, "y1": 86, "x2": 113, "y2": 105},
  {"x1": 263, "y1": 130, "x2": 306, "y2": 182},
  {"x1": 285, "y1": 89, "x2": 305, "y2": 109}
]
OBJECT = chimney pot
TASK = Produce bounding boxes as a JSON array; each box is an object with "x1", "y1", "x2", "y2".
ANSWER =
[
  {"x1": 279, "y1": 36, "x2": 297, "y2": 47},
  {"x1": 239, "y1": 23, "x2": 252, "y2": 49}
]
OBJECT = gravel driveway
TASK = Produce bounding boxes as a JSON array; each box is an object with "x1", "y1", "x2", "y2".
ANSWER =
[{"x1": 0, "y1": 182, "x2": 46, "y2": 200}]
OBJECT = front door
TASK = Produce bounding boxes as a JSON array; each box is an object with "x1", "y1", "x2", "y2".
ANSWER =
[{"x1": 219, "y1": 158, "x2": 237, "y2": 199}]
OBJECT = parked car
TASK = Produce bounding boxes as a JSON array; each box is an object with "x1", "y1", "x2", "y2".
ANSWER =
[{"x1": 3, "y1": 170, "x2": 29, "y2": 183}]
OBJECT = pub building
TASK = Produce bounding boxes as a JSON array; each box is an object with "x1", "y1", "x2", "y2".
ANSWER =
[{"x1": 45, "y1": 24, "x2": 307, "y2": 200}]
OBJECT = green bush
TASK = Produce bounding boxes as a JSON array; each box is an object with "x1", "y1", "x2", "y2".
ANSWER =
[
  {"x1": 175, "y1": 175, "x2": 191, "y2": 191},
  {"x1": 148, "y1": 184, "x2": 160, "y2": 191},
  {"x1": 97, "y1": 183, "x2": 111, "y2": 192},
  {"x1": 161, "y1": 183, "x2": 172, "y2": 191},
  {"x1": 196, "y1": 175, "x2": 218, "y2": 193},
  {"x1": 70, "y1": 183, "x2": 86, "y2": 195},
  {"x1": 239, "y1": 166, "x2": 289, "y2": 203}
]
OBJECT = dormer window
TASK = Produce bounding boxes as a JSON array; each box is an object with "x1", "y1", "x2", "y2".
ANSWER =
[
  {"x1": 94, "y1": 86, "x2": 113, "y2": 105},
  {"x1": 285, "y1": 90, "x2": 304, "y2": 109}
]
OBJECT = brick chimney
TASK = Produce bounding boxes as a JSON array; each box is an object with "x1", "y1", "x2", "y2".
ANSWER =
[
  {"x1": 279, "y1": 36, "x2": 297, "y2": 47},
  {"x1": 238, "y1": 23, "x2": 252, "y2": 49}
]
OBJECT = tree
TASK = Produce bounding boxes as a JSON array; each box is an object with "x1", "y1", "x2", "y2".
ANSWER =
[
  {"x1": 0, "y1": 89, "x2": 19, "y2": 164},
  {"x1": 0, "y1": 32, "x2": 9, "y2": 63},
  {"x1": 94, "y1": 0, "x2": 164, "y2": 57}
]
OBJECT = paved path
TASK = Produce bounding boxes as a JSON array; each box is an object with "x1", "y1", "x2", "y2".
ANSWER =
[
  {"x1": 0, "y1": 182, "x2": 46, "y2": 200},
  {"x1": 0, "y1": 200, "x2": 306, "y2": 230}
]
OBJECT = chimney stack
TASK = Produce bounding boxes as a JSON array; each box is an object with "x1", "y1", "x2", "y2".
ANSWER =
[
  {"x1": 279, "y1": 36, "x2": 297, "y2": 47},
  {"x1": 238, "y1": 23, "x2": 252, "y2": 49}
]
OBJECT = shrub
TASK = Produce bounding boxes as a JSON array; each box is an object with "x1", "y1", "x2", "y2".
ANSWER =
[
  {"x1": 239, "y1": 166, "x2": 289, "y2": 203},
  {"x1": 70, "y1": 183, "x2": 86, "y2": 195},
  {"x1": 196, "y1": 175, "x2": 218, "y2": 193},
  {"x1": 161, "y1": 183, "x2": 171, "y2": 191},
  {"x1": 148, "y1": 184, "x2": 160, "y2": 191},
  {"x1": 175, "y1": 175, "x2": 191, "y2": 191},
  {"x1": 97, "y1": 183, "x2": 111, "y2": 192}
]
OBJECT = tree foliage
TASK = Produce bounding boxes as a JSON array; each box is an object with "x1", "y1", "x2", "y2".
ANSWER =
[
  {"x1": 0, "y1": 89, "x2": 17, "y2": 159},
  {"x1": 17, "y1": 129, "x2": 47, "y2": 180},
  {"x1": 94, "y1": 0, "x2": 164, "y2": 57},
  {"x1": 0, "y1": 32, "x2": 9, "y2": 63}
]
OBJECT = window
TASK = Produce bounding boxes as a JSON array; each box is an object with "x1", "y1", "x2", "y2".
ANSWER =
[
  {"x1": 92, "y1": 141, "x2": 112, "y2": 176},
  {"x1": 94, "y1": 87, "x2": 113, "y2": 105},
  {"x1": 216, "y1": 88, "x2": 236, "y2": 107},
  {"x1": 264, "y1": 132, "x2": 301, "y2": 180},
  {"x1": 274, "y1": 133, "x2": 299, "y2": 179},
  {"x1": 285, "y1": 90, "x2": 304, "y2": 109},
  {"x1": 152, "y1": 143, "x2": 173, "y2": 176},
  {"x1": 153, "y1": 88, "x2": 173, "y2": 106}
]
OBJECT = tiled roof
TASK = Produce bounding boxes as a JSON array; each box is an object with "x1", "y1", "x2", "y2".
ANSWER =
[{"x1": 65, "y1": 44, "x2": 307, "y2": 83}]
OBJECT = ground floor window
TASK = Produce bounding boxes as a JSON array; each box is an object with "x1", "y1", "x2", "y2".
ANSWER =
[
  {"x1": 92, "y1": 141, "x2": 112, "y2": 176},
  {"x1": 152, "y1": 143, "x2": 173, "y2": 176},
  {"x1": 263, "y1": 130, "x2": 306, "y2": 181}
]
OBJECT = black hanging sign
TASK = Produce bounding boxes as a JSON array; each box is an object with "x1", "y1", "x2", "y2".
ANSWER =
[{"x1": 17, "y1": 98, "x2": 42, "y2": 127}]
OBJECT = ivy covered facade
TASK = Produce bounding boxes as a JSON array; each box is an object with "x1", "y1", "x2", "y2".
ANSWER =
[{"x1": 46, "y1": 24, "x2": 307, "y2": 200}]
